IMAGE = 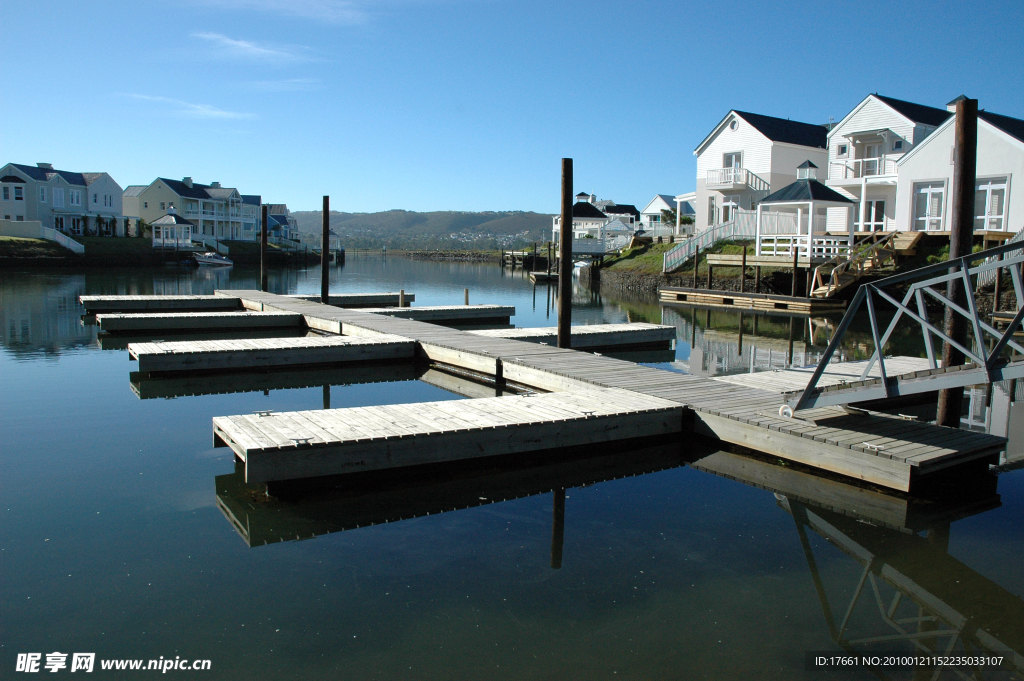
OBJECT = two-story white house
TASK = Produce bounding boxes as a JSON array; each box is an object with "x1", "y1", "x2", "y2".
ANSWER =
[
  {"x1": 241, "y1": 195, "x2": 262, "y2": 241},
  {"x1": 694, "y1": 111, "x2": 829, "y2": 233},
  {"x1": 825, "y1": 94, "x2": 951, "y2": 232},
  {"x1": 552, "y1": 193, "x2": 612, "y2": 241},
  {"x1": 1, "y1": 163, "x2": 124, "y2": 236},
  {"x1": 123, "y1": 177, "x2": 245, "y2": 241},
  {"x1": 895, "y1": 102, "x2": 1024, "y2": 234}
]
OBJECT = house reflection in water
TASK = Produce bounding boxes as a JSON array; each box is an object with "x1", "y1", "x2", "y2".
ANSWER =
[{"x1": 0, "y1": 274, "x2": 95, "y2": 354}]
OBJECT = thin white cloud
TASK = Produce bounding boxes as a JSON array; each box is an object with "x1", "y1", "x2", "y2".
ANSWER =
[
  {"x1": 126, "y1": 94, "x2": 257, "y2": 120},
  {"x1": 191, "y1": 32, "x2": 311, "y2": 64},
  {"x1": 249, "y1": 78, "x2": 321, "y2": 91},
  {"x1": 201, "y1": 0, "x2": 369, "y2": 24}
]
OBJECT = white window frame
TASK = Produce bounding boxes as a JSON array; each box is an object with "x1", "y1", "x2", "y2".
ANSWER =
[
  {"x1": 2, "y1": 186, "x2": 8, "y2": 201},
  {"x1": 53, "y1": 187, "x2": 64, "y2": 208},
  {"x1": 837, "y1": 143, "x2": 849, "y2": 158},
  {"x1": 14, "y1": 186, "x2": 24, "y2": 201},
  {"x1": 975, "y1": 176, "x2": 1009, "y2": 231},
  {"x1": 70, "y1": 190, "x2": 81, "y2": 206},
  {"x1": 893, "y1": 140, "x2": 903, "y2": 151},
  {"x1": 913, "y1": 181, "x2": 946, "y2": 232},
  {"x1": 39, "y1": 186, "x2": 47, "y2": 203},
  {"x1": 722, "y1": 152, "x2": 743, "y2": 169}
]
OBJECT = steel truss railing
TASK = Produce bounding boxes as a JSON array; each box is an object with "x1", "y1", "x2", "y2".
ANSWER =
[{"x1": 791, "y1": 239, "x2": 1024, "y2": 411}]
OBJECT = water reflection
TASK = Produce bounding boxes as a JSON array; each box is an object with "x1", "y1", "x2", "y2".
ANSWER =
[{"x1": 0, "y1": 274, "x2": 96, "y2": 356}]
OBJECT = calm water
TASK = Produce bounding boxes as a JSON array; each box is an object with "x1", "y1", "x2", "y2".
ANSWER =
[{"x1": 2, "y1": 258, "x2": 1023, "y2": 680}]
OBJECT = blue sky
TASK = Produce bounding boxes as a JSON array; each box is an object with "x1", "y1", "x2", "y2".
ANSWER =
[{"x1": 2, "y1": 0, "x2": 1022, "y2": 213}]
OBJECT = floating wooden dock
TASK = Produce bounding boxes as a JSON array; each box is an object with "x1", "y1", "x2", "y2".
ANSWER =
[
  {"x1": 711, "y1": 357, "x2": 934, "y2": 394},
  {"x1": 81, "y1": 292, "x2": 414, "y2": 314},
  {"x1": 470, "y1": 323, "x2": 675, "y2": 350},
  {"x1": 201, "y1": 290, "x2": 1004, "y2": 491},
  {"x1": 529, "y1": 271, "x2": 558, "y2": 283},
  {"x1": 97, "y1": 311, "x2": 304, "y2": 332},
  {"x1": 659, "y1": 286, "x2": 847, "y2": 314},
  {"x1": 129, "y1": 335, "x2": 415, "y2": 373},
  {"x1": 213, "y1": 388, "x2": 683, "y2": 483},
  {"x1": 358, "y1": 305, "x2": 514, "y2": 327}
]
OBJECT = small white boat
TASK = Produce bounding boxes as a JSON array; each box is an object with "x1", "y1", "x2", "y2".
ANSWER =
[{"x1": 193, "y1": 252, "x2": 233, "y2": 267}]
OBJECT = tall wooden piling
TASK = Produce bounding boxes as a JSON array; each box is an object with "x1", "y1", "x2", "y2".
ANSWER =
[
  {"x1": 557, "y1": 158, "x2": 573, "y2": 349},
  {"x1": 693, "y1": 247, "x2": 699, "y2": 289},
  {"x1": 740, "y1": 246, "x2": 747, "y2": 293},
  {"x1": 260, "y1": 204, "x2": 269, "y2": 292},
  {"x1": 551, "y1": 487, "x2": 565, "y2": 569},
  {"x1": 464, "y1": 288, "x2": 469, "y2": 306},
  {"x1": 790, "y1": 247, "x2": 799, "y2": 297},
  {"x1": 321, "y1": 196, "x2": 330, "y2": 304},
  {"x1": 937, "y1": 98, "x2": 978, "y2": 428}
]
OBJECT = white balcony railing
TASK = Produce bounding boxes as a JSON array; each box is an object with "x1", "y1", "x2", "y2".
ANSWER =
[
  {"x1": 705, "y1": 167, "x2": 770, "y2": 192},
  {"x1": 828, "y1": 157, "x2": 898, "y2": 180}
]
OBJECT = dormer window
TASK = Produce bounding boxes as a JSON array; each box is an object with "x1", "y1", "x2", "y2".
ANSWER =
[
  {"x1": 837, "y1": 144, "x2": 849, "y2": 158},
  {"x1": 893, "y1": 140, "x2": 903, "y2": 151}
]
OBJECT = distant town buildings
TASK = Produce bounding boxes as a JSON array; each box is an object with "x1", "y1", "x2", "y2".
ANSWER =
[{"x1": 0, "y1": 163, "x2": 124, "y2": 236}]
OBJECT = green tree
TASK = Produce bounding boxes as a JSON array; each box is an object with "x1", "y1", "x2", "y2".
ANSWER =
[{"x1": 661, "y1": 208, "x2": 694, "y2": 227}]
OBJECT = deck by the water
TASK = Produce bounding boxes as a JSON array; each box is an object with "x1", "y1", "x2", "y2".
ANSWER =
[
  {"x1": 97, "y1": 311, "x2": 304, "y2": 332},
  {"x1": 659, "y1": 286, "x2": 847, "y2": 314},
  {"x1": 81, "y1": 292, "x2": 414, "y2": 313},
  {"x1": 712, "y1": 357, "x2": 934, "y2": 394},
  {"x1": 470, "y1": 323, "x2": 674, "y2": 350},
  {"x1": 201, "y1": 290, "x2": 1004, "y2": 491},
  {"x1": 213, "y1": 388, "x2": 683, "y2": 483}
]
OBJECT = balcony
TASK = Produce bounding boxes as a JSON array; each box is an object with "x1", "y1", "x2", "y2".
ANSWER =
[
  {"x1": 705, "y1": 168, "x2": 769, "y2": 192},
  {"x1": 828, "y1": 157, "x2": 898, "y2": 182}
]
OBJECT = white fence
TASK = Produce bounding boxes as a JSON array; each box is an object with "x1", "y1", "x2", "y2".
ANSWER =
[
  {"x1": 0, "y1": 219, "x2": 85, "y2": 254},
  {"x1": 663, "y1": 209, "x2": 757, "y2": 273}
]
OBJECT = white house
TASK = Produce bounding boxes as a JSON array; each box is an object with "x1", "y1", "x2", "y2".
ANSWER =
[
  {"x1": 1, "y1": 162, "x2": 124, "y2": 236},
  {"x1": 552, "y1": 193, "x2": 612, "y2": 242},
  {"x1": 123, "y1": 177, "x2": 246, "y2": 241},
  {"x1": 694, "y1": 111, "x2": 829, "y2": 234},
  {"x1": 825, "y1": 94, "x2": 950, "y2": 232},
  {"x1": 640, "y1": 194, "x2": 678, "y2": 233},
  {"x1": 895, "y1": 104, "x2": 1024, "y2": 234}
]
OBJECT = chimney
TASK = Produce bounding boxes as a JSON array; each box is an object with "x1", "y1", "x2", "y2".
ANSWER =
[
  {"x1": 211, "y1": 181, "x2": 221, "y2": 188},
  {"x1": 183, "y1": 177, "x2": 193, "y2": 188},
  {"x1": 947, "y1": 95, "x2": 967, "y2": 112},
  {"x1": 36, "y1": 163, "x2": 53, "y2": 170}
]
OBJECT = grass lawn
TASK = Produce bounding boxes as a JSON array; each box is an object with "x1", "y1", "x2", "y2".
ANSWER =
[
  {"x1": 601, "y1": 242, "x2": 678, "y2": 275},
  {"x1": 76, "y1": 236, "x2": 158, "y2": 257},
  {"x1": 0, "y1": 236, "x2": 75, "y2": 258}
]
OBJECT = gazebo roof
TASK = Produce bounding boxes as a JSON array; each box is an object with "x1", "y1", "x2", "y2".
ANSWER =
[
  {"x1": 151, "y1": 213, "x2": 196, "y2": 226},
  {"x1": 797, "y1": 160, "x2": 818, "y2": 169},
  {"x1": 760, "y1": 179, "x2": 854, "y2": 205}
]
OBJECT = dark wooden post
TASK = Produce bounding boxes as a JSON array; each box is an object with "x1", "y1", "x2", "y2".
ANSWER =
[
  {"x1": 738, "y1": 312, "x2": 744, "y2": 356},
  {"x1": 791, "y1": 247, "x2": 799, "y2": 297},
  {"x1": 321, "y1": 195, "x2": 329, "y2": 303},
  {"x1": 937, "y1": 98, "x2": 978, "y2": 428},
  {"x1": 464, "y1": 288, "x2": 469, "y2": 306},
  {"x1": 805, "y1": 269, "x2": 813, "y2": 299},
  {"x1": 740, "y1": 245, "x2": 747, "y2": 293},
  {"x1": 693, "y1": 247, "x2": 700, "y2": 289},
  {"x1": 557, "y1": 158, "x2": 573, "y2": 349},
  {"x1": 706, "y1": 263, "x2": 713, "y2": 290},
  {"x1": 260, "y1": 204, "x2": 269, "y2": 292},
  {"x1": 551, "y1": 487, "x2": 565, "y2": 569},
  {"x1": 547, "y1": 242, "x2": 552, "y2": 275},
  {"x1": 755, "y1": 265, "x2": 761, "y2": 293},
  {"x1": 323, "y1": 384, "x2": 330, "y2": 410},
  {"x1": 993, "y1": 254, "x2": 1003, "y2": 313}
]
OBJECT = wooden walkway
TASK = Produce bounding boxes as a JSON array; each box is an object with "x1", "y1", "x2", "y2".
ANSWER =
[
  {"x1": 129, "y1": 335, "x2": 415, "y2": 373},
  {"x1": 711, "y1": 357, "x2": 933, "y2": 394},
  {"x1": 207, "y1": 290, "x2": 1005, "y2": 491},
  {"x1": 213, "y1": 388, "x2": 683, "y2": 483},
  {"x1": 97, "y1": 311, "x2": 304, "y2": 332}
]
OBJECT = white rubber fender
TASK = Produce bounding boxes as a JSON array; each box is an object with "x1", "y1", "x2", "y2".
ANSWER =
[{"x1": 778, "y1": 405, "x2": 794, "y2": 419}]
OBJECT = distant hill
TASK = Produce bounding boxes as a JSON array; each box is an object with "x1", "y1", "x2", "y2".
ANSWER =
[{"x1": 291, "y1": 210, "x2": 552, "y2": 250}]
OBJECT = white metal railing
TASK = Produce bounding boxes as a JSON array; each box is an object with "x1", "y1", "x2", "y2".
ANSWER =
[
  {"x1": 705, "y1": 168, "x2": 770, "y2": 192},
  {"x1": 828, "y1": 157, "x2": 898, "y2": 180},
  {"x1": 663, "y1": 209, "x2": 756, "y2": 273},
  {"x1": 567, "y1": 237, "x2": 609, "y2": 255}
]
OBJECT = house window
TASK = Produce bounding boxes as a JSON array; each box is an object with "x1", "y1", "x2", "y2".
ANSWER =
[
  {"x1": 70, "y1": 190, "x2": 81, "y2": 206},
  {"x1": 39, "y1": 187, "x2": 47, "y2": 202},
  {"x1": 893, "y1": 140, "x2": 903, "y2": 151},
  {"x1": 975, "y1": 177, "x2": 1008, "y2": 231},
  {"x1": 729, "y1": 120, "x2": 738, "y2": 131},
  {"x1": 722, "y1": 195, "x2": 740, "y2": 223},
  {"x1": 837, "y1": 144, "x2": 849, "y2": 158},
  {"x1": 2, "y1": 187, "x2": 8, "y2": 200},
  {"x1": 707, "y1": 196, "x2": 716, "y2": 225},
  {"x1": 723, "y1": 152, "x2": 742, "y2": 169},
  {"x1": 3, "y1": 215, "x2": 9, "y2": 220},
  {"x1": 913, "y1": 182, "x2": 945, "y2": 231},
  {"x1": 160, "y1": 202, "x2": 165, "y2": 210},
  {"x1": 93, "y1": 193, "x2": 98, "y2": 204},
  {"x1": 71, "y1": 218, "x2": 82, "y2": 235},
  {"x1": 55, "y1": 216, "x2": 65, "y2": 232},
  {"x1": 14, "y1": 186, "x2": 23, "y2": 200},
  {"x1": 856, "y1": 200, "x2": 886, "y2": 231},
  {"x1": 144, "y1": 202, "x2": 148, "y2": 209},
  {"x1": 53, "y1": 188, "x2": 64, "y2": 207}
]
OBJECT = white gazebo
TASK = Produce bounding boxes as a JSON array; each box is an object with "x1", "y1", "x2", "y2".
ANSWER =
[
  {"x1": 755, "y1": 162, "x2": 855, "y2": 260},
  {"x1": 151, "y1": 208, "x2": 195, "y2": 249}
]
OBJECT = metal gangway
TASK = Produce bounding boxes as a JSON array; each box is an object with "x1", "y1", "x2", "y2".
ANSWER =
[{"x1": 787, "y1": 239, "x2": 1024, "y2": 411}]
